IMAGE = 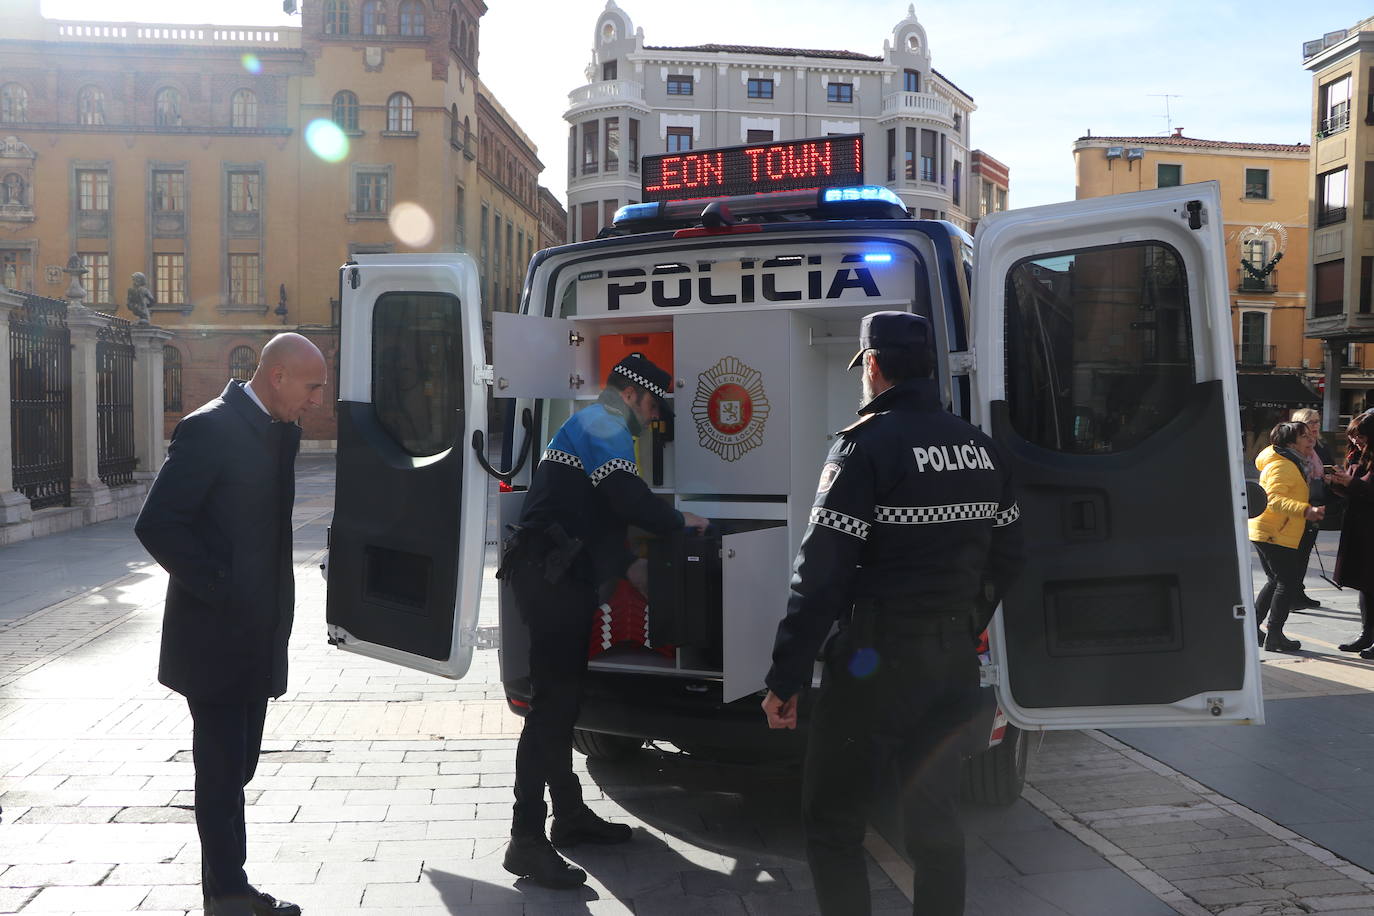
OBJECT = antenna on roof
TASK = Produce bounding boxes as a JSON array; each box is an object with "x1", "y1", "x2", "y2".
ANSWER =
[{"x1": 1148, "y1": 93, "x2": 1183, "y2": 136}]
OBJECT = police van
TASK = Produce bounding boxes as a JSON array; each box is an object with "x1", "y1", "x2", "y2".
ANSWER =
[{"x1": 324, "y1": 135, "x2": 1263, "y2": 804}]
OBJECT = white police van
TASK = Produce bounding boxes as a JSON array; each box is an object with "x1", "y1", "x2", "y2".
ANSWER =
[{"x1": 324, "y1": 135, "x2": 1263, "y2": 804}]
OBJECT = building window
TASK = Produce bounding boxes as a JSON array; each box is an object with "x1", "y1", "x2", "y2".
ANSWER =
[
  {"x1": 580, "y1": 201, "x2": 598, "y2": 242},
  {"x1": 582, "y1": 121, "x2": 598, "y2": 173},
  {"x1": 77, "y1": 86, "x2": 106, "y2": 125},
  {"x1": 666, "y1": 126, "x2": 692, "y2": 152},
  {"x1": 1241, "y1": 238, "x2": 1272, "y2": 292},
  {"x1": 324, "y1": 0, "x2": 350, "y2": 34},
  {"x1": 1362, "y1": 257, "x2": 1372, "y2": 314},
  {"x1": 920, "y1": 128, "x2": 937, "y2": 182},
  {"x1": 0, "y1": 249, "x2": 31, "y2": 290},
  {"x1": 997, "y1": 188, "x2": 1007, "y2": 211},
  {"x1": 903, "y1": 126, "x2": 915, "y2": 180},
  {"x1": 362, "y1": 0, "x2": 387, "y2": 35},
  {"x1": 602, "y1": 60, "x2": 617, "y2": 81},
  {"x1": 230, "y1": 90, "x2": 257, "y2": 129},
  {"x1": 1319, "y1": 74, "x2": 1351, "y2": 138},
  {"x1": 952, "y1": 160, "x2": 961, "y2": 207},
  {"x1": 229, "y1": 254, "x2": 261, "y2": 305},
  {"x1": 332, "y1": 91, "x2": 359, "y2": 131},
  {"x1": 153, "y1": 170, "x2": 185, "y2": 213},
  {"x1": 163, "y1": 346, "x2": 183, "y2": 412},
  {"x1": 1157, "y1": 163, "x2": 1181, "y2": 188},
  {"x1": 386, "y1": 93, "x2": 413, "y2": 131},
  {"x1": 903, "y1": 69, "x2": 920, "y2": 93},
  {"x1": 154, "y1": 88, "x2": 181, "y2": 127},
  {"x1": 80, "y1": 253, "x2": 110, "y2": 305},
  {"x1": 747, "y1": 78, "x2": 774, "y2": 99},
  {"x1": 1238, "y1": 311, "x2": 1268, "y2": 366},
  {"x1": 746, "y1": 129, "x2": 773, "y2": 143},
  {"x1": 604, "y1": 117, "x2": 619, "y2": 172},
  {"x1": 628, "y1": 119, "x2": 639, "y2": 173},
  {"x1": 454, "y1": 184, "x2": 465, "y2": 248},
  {"x1": 479, "y1": 203, "x2": 489, "y2": 292},
  {"x1": 1314, "y1": 259, "x2": 1344, "y2": 318},
  {"x1": 155, "y1": 253, "x2": 185, "y2": 304},
  {"x1": 826, "y1": 83, "x2": 853, "y2": 103},
  {"x1": 886, "y1": 128, "x2": 895, "y2": 182},
  {"x1": 229, "y1": 345, "x2": 257, "y2": 381},
  {"x1": 355, "y1": 170, "x2": 389, "y2": 213},
  {"x1": 1319, "y1": 167, "x2": 1348, "y2": 226},
  {"x1": 77, "y1": 169, "x2": 109, "y2": 211},
  {"x1": 1244, "y1": 168, "x2": 1269, "y2": 200},
  {"x1": 0, "y1": 84, "x2": 27, "y2": 124},
  {"x1": 667, "y1": 75, "x2": 693, "y2": 96},
  {"x1": 228, "y1": 171, "x2": 259, "y2": 213},
  {"x1": 399, "y1": 0, "x2": 425, "y2": 36}
]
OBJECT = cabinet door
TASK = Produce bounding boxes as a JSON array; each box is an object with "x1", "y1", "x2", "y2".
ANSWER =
[{"x1": 722, "y1": 526, "x2": 790, "y2": 702}]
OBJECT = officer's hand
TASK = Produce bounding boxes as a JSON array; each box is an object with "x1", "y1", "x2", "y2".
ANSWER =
[
  {"x1": 625, "y1": 557, "x2": 649, "y2": 598},
  {"x1": 682, "y1": 511, "x2": 710, "y2": 534},
  {"x1": 761, "y1": 690, "x2": 798, "y2": 730}
]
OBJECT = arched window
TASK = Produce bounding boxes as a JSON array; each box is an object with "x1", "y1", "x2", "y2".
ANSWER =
[
  {"x1": 362, "y1": 0, "x2": 386, "y2": 35},
  {"x1": 229, "y1": 346, "x2": 258, "y2": 382},
  {"x1": 463, "y1": 116, "x2": 471, "y2": 148},
  {"x1": 230, "y1": 89, "x2": 257, "y2": 129},
  {"x1": 387, "y1": 92, "x2": 413, "y2": 132},
  {"x1": 324, "y1": 0, "x2": 350, "y2": 34},
  {"x1": 0, "y1": 84, "x2": 28, "y2": 124},
  {"x1": 450, "y1": 10, "x2": 459, "y2": 46},
  {"x1": 458, "y1": 19, "x2": 469, "y2": 57},
  {"x1": 450, "y1": 104, "x2": 459, "y2": 145},
  {"x1": 154, "y1": 87, "x2": 181, "y2": 127},
  {"x1": 332, "y1": 90, "x2": 358, "y2": 131},
  {"x1": 77, "y1": 85, "x2": 106, "y2": 125},
  {"x1": 162, "y1": 346, "x2": 183, "y2": 413},
  {"x1": 399, "y1": 0, "x2": 424, "y2": 36}
]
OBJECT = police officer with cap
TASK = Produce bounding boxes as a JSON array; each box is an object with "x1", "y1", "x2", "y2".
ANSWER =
[
  {"x1": 501, "y1": 353, "x2": 709, "y2": 888},
  {"x1": 762, "y1": 311, "x2": 1024, "y2": 916}
]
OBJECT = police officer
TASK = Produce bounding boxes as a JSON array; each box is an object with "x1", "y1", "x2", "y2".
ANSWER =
[
  {"x1": 761, "y1": 312, "x2": 1023, "y2": 916},
  {"x1": 501, "y1": 353, "x2": 709, "y2": 889}
]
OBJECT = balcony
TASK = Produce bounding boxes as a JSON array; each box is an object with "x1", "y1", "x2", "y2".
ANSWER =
[
  {"x1": 49, "y1": 19, "x2": 299, "y2": 47},
  {"x1": 1317, "y1": 110, "x2": 1351, "y2": 139},
  {"x1": 566, "y1": 80, "x2": 647, "y2": 117},
  {"x1": 1236, "y1": 269, "x2": 1277, "y2": 294},
  {"x1": 878, "y1": 91, "x2": 954, "y2": 126},
  {"x1": 1236, "y1": 344, "x2": 1276, "y2": 368}
]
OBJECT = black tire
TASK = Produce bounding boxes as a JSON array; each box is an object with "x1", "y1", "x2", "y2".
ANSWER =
[
  {"x1": 960, "y1": 725, "x2": 1028, "y2": 806},
  {"x1": 571, "y1": 728, "x2": 643, "y2": 760}
]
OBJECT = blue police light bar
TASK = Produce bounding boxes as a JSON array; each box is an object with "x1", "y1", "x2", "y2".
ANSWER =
[
  {"x1": 613, "y1": 202, "x2": 663, "y2": 225},
  {"x1": 821, "y1": 186, "x2": 904, "y2": 207},
  {"x1": 863, "y1": 253, "x2": 893, "y2": 263}
]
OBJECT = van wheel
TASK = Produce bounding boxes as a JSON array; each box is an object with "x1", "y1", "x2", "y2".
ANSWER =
[
  {"x1": 960, "y1": 725, "x2": 1028, "y2": 806},
  {"x1": 571, "y1": 728, "x2": 643, "y2": 760}
]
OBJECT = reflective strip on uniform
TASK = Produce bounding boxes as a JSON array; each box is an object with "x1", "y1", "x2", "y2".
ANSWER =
[
  {"x1": 994, "y1": 503, "x2": 1021, "y2": 527},
  {"x1": 811, "y1": 506, "x2": 871, "y2": 540},
  {"x1": 590, "y1": 457, "x2": 637, "y2": 485},
  {"x1": 541, "y1": 448, "x2": 583, "y2": 471},
  {"x1": 873, "y1": 502, "x2": 1001, "y2": 525}
]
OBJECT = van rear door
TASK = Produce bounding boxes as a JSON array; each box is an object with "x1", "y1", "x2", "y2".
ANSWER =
[
  {"x1": 325, "y1": 254, "x2": 487, "y2": 678},
  {"x1": 972, "y1": 182, "x2": 1264, "y2": 728}
]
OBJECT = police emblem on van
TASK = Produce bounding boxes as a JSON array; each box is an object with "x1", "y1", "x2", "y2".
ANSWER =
[{"x1": 692, "y1": 357, "x2": 770, "y2": 462}]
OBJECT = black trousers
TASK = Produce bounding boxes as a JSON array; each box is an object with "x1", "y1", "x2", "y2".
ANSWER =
[
  {"x1": 186, "y1": 696, "x2": 269, "y2": 902},
  {"x1": 1295, "y1": 523, "x2": 1319, "y2": 597},
  {"x1": 509, "y1": 556, "x2": 597, "y2": 838},
  {"x1": 1253, "y1": 540, "x2": 1303, "y2": 634},
  {"x1": 803, "y1": 614, "x2": 982, "y2": 916}
]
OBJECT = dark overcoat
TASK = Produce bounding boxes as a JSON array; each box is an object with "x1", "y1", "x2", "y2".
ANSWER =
[
  {"x1": 135, "y1": 380, "x2": 300, "y2": 701},
  {"x1": 1334, "y1": 462, "x2": 1374, "y2": 593}
]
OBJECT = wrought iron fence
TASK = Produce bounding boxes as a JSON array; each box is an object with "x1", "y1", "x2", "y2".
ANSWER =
[
  {"x1": 10, "y1": 294, "x2": 72, "y2": 509},
  {"x1": 96, "y1": 316, "x2": 136, "y2": 487}
]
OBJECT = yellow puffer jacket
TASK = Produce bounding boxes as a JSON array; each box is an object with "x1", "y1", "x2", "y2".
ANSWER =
[{"x1": 1248, "y1": 446, "x2": 1311, "y2": 549}]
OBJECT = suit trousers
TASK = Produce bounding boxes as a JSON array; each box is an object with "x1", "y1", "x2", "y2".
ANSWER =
[
  {"x1": 186, "y1": 696, "x2": 269, "y2": 901},
  {"x1": 802, "y1": 614, "x2": 982, "y2": 916},
  {"x1": 508, "y1": 555, "x2": 597, "y2": 838}
]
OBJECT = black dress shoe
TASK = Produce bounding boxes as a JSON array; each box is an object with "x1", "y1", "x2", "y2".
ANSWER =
[
  {"x1": 1291, "y1": 597, "x2": 1322, "y2": 610},
  {"x1": 1257, "y1": 628, "x2": 1266, "y2": 647},
  {"x1": 1264, "y1": 634, "x2": 1302, "y2": 652},
  {"x1": 502, "y1": 836, "x2": 587, "y2": 889},
  {"x1": 249, "y1": 889, "x2": 301, "y2": 916},
  {"x1": 550, "y1": 807, "x2": 633, "y2": 846},
  {"x1": 1339, "y1": 635, "x2": 1374, "y2": 652},
  {"x1": 1360, "y1": 647, "x2": 1374, "y2": 661}
]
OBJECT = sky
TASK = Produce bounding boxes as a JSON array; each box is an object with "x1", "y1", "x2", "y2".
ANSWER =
[{"x1": 34, "y1": 0, "x2": 1374, "y2": 209}]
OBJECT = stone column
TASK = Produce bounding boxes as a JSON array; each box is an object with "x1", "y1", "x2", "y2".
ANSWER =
[
  {"x1": 65, "y1": 305, "x2": 113, "y2": 522},
  {"x1": 1324, "y1": 338, "x2": 1342, "y2": 427},
  {"x1": 129, "y1": 324, "x2": 173, "y2": 483},
  {"x1": 0, "y1": 289, "x2": 35, "y2": 536}
]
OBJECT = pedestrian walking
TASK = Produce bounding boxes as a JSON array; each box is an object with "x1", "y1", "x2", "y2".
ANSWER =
[
  {"x1": 1327, "y1": 413, "x2": 1374, "y2": 656},
  {"x1": 498, "y1": 354, "x2": 709, "y2": 889},
  {"x1": 135, "y1": 333, "x2": 326, "y2": 916},
  {"x1": 760, "y1": 311, "x2": 1024, "y2": 916},
  {"x1": 1250, "y1": 421, "x2": 1325, "y2": 652}
]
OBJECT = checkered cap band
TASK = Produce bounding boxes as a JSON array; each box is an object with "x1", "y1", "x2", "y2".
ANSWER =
[
  {"x1": 811, "y1": 506, "x2": 871, "y2": 540},
  {"x1": 994, "y1": 503, "x2": 1021, "y2": 527},
  {"x1": 612, "y1": 365, "x2": 669, "y2": 400},
  {"x1": 541, "y1": 448, "x2": 584, "y2": 471},
  {"x1": 874, "y1": 502, "x2": 1001, "y2": 525},
  {"x1": 590, "y1": 457, "x2": 638, "y2": 485}
]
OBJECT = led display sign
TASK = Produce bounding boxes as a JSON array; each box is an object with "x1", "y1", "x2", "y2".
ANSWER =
[{"x1": 640, "y1": 134, "x2": 863, "y2": 202}]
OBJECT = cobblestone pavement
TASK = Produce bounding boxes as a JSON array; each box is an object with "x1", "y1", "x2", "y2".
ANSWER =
[{"x1": 4, "y1": 458, "x2": 1374, "y2": 914}]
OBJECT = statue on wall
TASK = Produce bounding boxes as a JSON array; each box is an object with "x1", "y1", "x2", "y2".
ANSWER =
[{"x1": 125, "y1": 271, "x2": 154, "y2": 324}]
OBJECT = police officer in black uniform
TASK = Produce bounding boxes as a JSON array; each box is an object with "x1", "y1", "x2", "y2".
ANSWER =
[
  {"x1": 762, "y1": 312, "x2": 1024, "y2": 916},
  {"x1": 500, "y1": 354, "x2": 709, "y2": 889}
]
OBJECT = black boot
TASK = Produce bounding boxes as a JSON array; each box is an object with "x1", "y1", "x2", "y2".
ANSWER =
[
  {"x1": 1262, "y1": 606, "x2": 1300, "y2": 652},
  {"x1": 502, "y1": 836, "x2": 587, "y2": 889},
  {"x1": 1339, "y1": 634, "x2": 1374, "y2": 652},
  {"x1": 550, "y1": 806, "x2": 633, "y2": 846}
]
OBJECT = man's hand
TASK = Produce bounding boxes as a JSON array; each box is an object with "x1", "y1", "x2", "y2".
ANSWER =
[
  {"x1": 682, "y1": 511, "x2": 710, "y2": 534},
  {"x1": 625, "y1": 557, "x2": 649, "y2": 598},
  {"x1": 761, "y1": 690, "x2": 798, "y2": 730}
]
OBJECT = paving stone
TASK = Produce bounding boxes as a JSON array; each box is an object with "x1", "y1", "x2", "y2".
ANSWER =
[
  {"x1": 112, "y1": 805, "x2": 195, "y2": 824},
  {"x1": 15, "y1": 805, "x2": 120, "y2": 824},
  {"x1": 21, "y1": 884, "x2": 150, "y2": 911},
  {"x1": 0, "y1": 887, "x2": 39, "y2": 912},
  {"x1": 0, "y1": 863, "x2": 113, "y2": 887}
]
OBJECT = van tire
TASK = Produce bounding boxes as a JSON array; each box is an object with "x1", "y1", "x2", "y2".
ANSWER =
[
  {"x1": 571, "y1": 728, "x2": 643, "y2": 760},
  {"x1": 960, "y1": 725, "x2": 1028, "y2": 806}
]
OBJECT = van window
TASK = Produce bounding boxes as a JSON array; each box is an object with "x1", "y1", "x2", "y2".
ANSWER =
[
  {"x1": 1004, "y1": 242, "x2": 1194, "y2": 454},
  {"x1": 372, "y1": 292, "x2": 464, "y2": 456}
]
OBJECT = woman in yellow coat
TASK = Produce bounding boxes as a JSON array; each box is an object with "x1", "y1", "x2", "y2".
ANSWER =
[{"x1": 1250, "y1": 421, "x2": 1326, "y2": 651}]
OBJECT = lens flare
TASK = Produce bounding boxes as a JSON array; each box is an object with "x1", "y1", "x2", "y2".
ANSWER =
[
  {"x1": 240, "y1": 53, "x2": 262, "y2": 74},
  {"x1": 304, "y1": 118, "x2": 349, "y2": 163},
  {"x1": 389, "y1": 202, "x2": 436, "y2": 248}
]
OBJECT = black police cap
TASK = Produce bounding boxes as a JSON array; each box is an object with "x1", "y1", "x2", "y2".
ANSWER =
[
  {"x1": 610, "y1": 353, "x2": 674, "y2": 417},
  {"x1": 847, "y1": 311, "x2": 933, "y2": 370}
]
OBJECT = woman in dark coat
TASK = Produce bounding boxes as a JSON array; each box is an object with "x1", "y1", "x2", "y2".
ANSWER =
[{"x1": 1328, "y1": 412, "x2": 1374, "y2": 656}]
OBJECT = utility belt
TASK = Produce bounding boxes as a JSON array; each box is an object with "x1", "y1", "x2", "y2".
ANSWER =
[
  {"x1": 845, "y1": 598, "x2": 978, "y2": 644},
  {"x1": 496, "y1": 521, "x2": 584, "y2": 584}
]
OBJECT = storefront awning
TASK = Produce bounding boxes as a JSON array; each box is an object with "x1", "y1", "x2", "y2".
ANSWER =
[{"x1": 1236, "y1": 373, "x2": 1320, "y2": 409}]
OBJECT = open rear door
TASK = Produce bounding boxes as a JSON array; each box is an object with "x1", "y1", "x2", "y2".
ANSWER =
[
  {"x1": 972, "y1": 182, "x2": 1263, "y2": 729},
  {"x1": 326, "y1": 254, "x2": 487, "y2": 679}
]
